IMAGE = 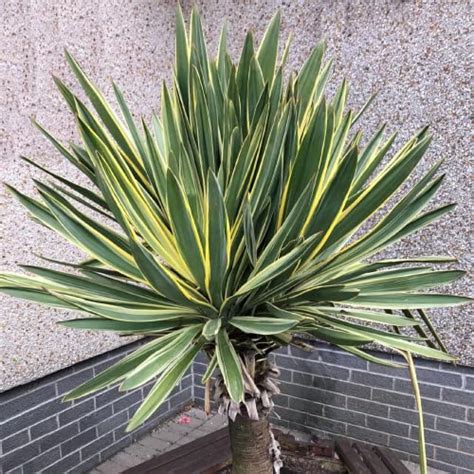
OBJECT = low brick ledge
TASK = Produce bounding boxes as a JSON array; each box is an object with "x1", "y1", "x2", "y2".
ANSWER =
[{"x1": 1, "y1": 340, "x2": 473, "y2": 474}]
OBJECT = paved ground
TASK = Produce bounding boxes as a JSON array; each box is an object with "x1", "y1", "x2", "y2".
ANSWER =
[{"x1": 89, "y1": 407, "x2": 446, "y2": 474}]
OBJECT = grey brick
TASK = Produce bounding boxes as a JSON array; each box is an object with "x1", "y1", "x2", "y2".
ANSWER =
[
  {"x1": 288, "y1": 397, "x2": 323, "y2": 415},
  {"x1": 96, "y1": 386, "x2": 120, "y2": 408},
  {"x1": 277, "y1": 368, "x2": 291, "y2": 382},
  {"x1": 3, "y1": 442, "x2": 38, "y2": 472},
  {"x1": 288, "y1": 360, "x2": 350, "y2": 381},
  {"x1": 280, "y1": 381, "x2": 346, "y2": 408},
  {"x1": 97, "y1": 410, "x2": 128, "y2": 436},
  {"x1": 466, "y1": 376, "x2": 474, "y2": 391},
  {"x1": 437, "y1": 417, "x2": 474, "y2": 437},
  {"x1": 80, "y1": 405, "x2": 113, "y2": 431},
  {"x1": 39, "y1": 422, "x2": 79, "y2": 452},
  {"x1": 468, "y1": 408, "x2": 474, "y2": 422},
  {"x1": 81, "y1": 433, "x2": 114, "y2": 461},
  {"x1": 3, "y1": 429, "x2": 30, "y2": 453},
  {"x1": 292, "y1": 371, "x2": 312, "y2": 386},
  {"x1": 416, "y1": 368, "x2": 462, "y2": 388},
  {"x1": 273, "y1": 393, "x2": 289, "y2": 408},
  {"x1": 169, "y1": 387, "x2": 192, "y2": 408},
  {"x1": 347, "y1": 425, "x2": 388, "y2": 445},
  {"x1": 369, "y1": 362, "x2": 407, "y2": 379},
  {"x1": 275, "y1": 345, "x2": 290, "y2": 356},
  {"x1": 180, "y1": 374, "x2": 193, "y2": 390},
  {"x1": 58, "y1": 399, "x2": 94, "y2": 426},
  {"x1": 351, "y1": 370, "x2": 394, "y2": 389},
  {"x1": 113, "y1": 422, "x2": 132, "y2": 442},
  {"x1": 2, "y1": 397, "x2": 65, "y2": 438},
  {"x1": 389, "y1": 407, "x2": 435, "y2": 429},
  {"x1": 442, "y1": 387, "x2": 474, "y2": 406},
  {"x1": 42, "y1": 451, "x2": 81, "y2": 474},
  {"x1": 31, "y1": 416, "x2": 59, "y2": 440},
  {"x1": 372, "y1": 388, "x2": 415, "y2": 409},
  {"x1": 312, "y1": 376, "x2": 371, "y2": 399},
  {"x1": 459, "y1": 437, "x2": 474, "y2": 454},
  {"x1": 410, "y1": 427, "x2": 458, "y2": 449},
  {"x1": 195, "y1": 352, "x2": 207, "y2": 364},
  {"x1": 274, "y1": 355, "x2": 297, "y2": 370},
  {"x1": 312, "y1": 348, "x2": 368, "y2": 370},
  {"x1": 389, "y1": 435, "x2": 434, "y2": 458},
  {"x1": 56, "y1": 369, "x2": 94, "y2": 395},
  {"x1": 1, "y1": 384, "x2": 56, "y2": 422},
  {"x1": 367, "y1": 416, "x2": 409, "y2": 437},
  {"x1": 194, "y1": 386, "x2": 205, "y2": 400},
  {"x1": 424, "y1": 459, "x2": 457, "y2": 474},
  {"x1": 281, "y1": 406, "x2": 347, "y2": 435},
  {"x1": 99, "y1": 436, "x2": 131, "y2": 463},
  {"x1": 23, "y1": 447, "x2": 61, "y2": 474},
  {"x1": 6, "y1": 467, "x2": 23, "y2": 474},
  {"x1": 61, "y1": 427, "x2": 96, "y2": 456},
  {"x1": 393, "y1": 379, "x2": 441, "y2": 399},
  {"x1": 422, "y1": 399, "x2": 466, "y2": 420},
  {"x1": 325, "y1": 405, "x2": 365, "y2": 426},
  {"x1": 69, "y1": 454, "x2": 100, "y2": 474},
  {"x1": 436, "y1": 447, "x2": 474, "y2": 470},
  {"x1": 347, "y1": 397, "x2": 388, "y2": 417},
  {"x1": 113, "y1": 390, "x2": 141, "y2": 414},
  {"x1": 193, "y1": 362, "x2": 206, "y2": 375}
]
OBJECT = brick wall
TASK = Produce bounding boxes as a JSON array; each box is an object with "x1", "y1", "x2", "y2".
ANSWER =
[
  {"x1": 2, "y1": 339, "x2": 473, "y2": 474},
  {"x1": 0, "y1": 341, "x2": 193, "y2": 474},
  {"x1": 194, "y1": 342, "x2": 474, "y2": 474}
]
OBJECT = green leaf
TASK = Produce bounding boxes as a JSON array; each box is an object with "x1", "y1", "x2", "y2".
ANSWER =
[
  {"x1": 295, "y1": 41, "x2": 325, "y2": 121},
  {"x1": 235, "y1": 233, "x2": 321, "y2": 296},
  {"x1": 175, "y1": 4, "x2": 190, "y2": 107},
  {"x1": 127, "y1": 340, "x2": 202, "y2": 431},
  {"x1": 64, "y1": 335, "x2": 178, "y2": 400},
  {"x1": 230, "y1": 316, "x2": 297, "y2": 335},
  {"x1": 58, "y1": 318, "x2": 179, "y2": 333},
  {"x1": 243, "y1": 199, "x2": 257, "y2": 266},
  {"x1": 167, "y1": 170, "x2": 206, "y2": 289},
  {"x1": 202, "y1": 353, "x2": 218, "y2": 383},
  {"x1": 216, "y1": 329, "x2": 244, "y2": 402},
  {"x1": 121, "y1": 325, "x2": 202, "y2": 390},
  {"x1": 346, "y1": 293, "x2": 471, "y2": 309},
  {"x1": 205, "y1": 173, "x2": 228, "y2": 306},
  {"x1": 203, "y1": 318, "x2": 222, "y2": 341},
  {"x1": 65, "y1": 50, "x2": 139, "y2": 161},
  {"x1": 257, "y1": 11, "x2": 280, "y2": 85},
  {"x1": 345, "y1": 270, "x2": 465, "y2": 294}
]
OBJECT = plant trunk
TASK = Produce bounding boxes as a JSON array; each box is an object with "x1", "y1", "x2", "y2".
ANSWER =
[{"x1": 228, "y1": 412, "x2": 273, "y2": 474}]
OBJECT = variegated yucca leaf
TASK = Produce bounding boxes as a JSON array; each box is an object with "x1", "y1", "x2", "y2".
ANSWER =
[{"x1": 1, "y1": 7, "x2": 470, "y2": 436}]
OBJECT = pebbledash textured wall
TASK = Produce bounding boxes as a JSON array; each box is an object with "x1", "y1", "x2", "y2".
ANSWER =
[
  {"x1": 0, "y1": 1, "x2": 473, "y2": 472},
  {"x1": 1, "y1": 0, "x2": 472, "y2": 389}
]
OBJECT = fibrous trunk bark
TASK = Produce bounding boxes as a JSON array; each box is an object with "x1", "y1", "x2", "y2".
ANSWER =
[{"x1": 229, "y1": 412, "x2": 273, "y2": 474}]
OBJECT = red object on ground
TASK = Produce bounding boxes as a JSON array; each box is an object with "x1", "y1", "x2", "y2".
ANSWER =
[{"x1": 177, "y1": 414, "x2": 192, "y2": 425}]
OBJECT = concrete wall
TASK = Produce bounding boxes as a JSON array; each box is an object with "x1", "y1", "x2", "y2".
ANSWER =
[{"x1": 1, "y1": 0, "x2": 472, "y2": 391}]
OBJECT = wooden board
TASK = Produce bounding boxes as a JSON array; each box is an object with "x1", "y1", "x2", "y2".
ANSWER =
[
  {"x1": 374, "y1": 446, "x2": 411, "y2": 474},
  {"x1": 353, "y1": 442, "x2": 390, "y2": 474},
  {"x1": 335, "y1": 439, "x2": 371, "y2": 474},
  {"x1": 123, "y1": 428, "x2": 231, "y2": 474}
]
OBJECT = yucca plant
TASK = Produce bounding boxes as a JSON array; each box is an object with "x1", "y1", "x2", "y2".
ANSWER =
[{"x1": 1, "y1": 7, "x2": 470, "y2": 473}]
